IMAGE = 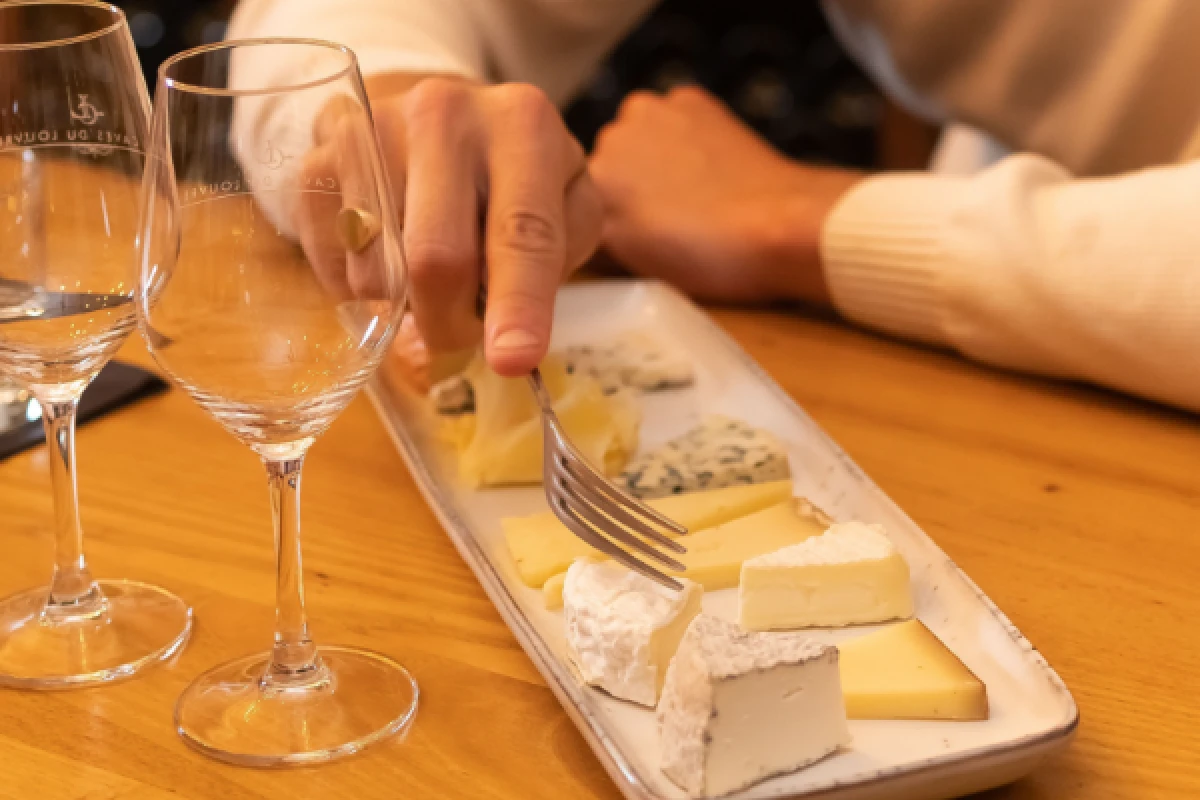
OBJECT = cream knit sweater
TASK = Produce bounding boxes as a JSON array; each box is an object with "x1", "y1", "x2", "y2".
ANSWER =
[{"x1": 230, "y1": 0, "x2": 1200, "y2": 412}]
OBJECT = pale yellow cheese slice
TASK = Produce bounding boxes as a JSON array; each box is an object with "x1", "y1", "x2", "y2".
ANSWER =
[
  {"x1": 838, "y1": 619, "x2": 989, "y2": 720},
  {"x1": 455, "y1": 355, "x2": 640, "y2": 487},
  {"x1": 668, "y1": 498, "x2": 832, "y2": 589},
  {"x1": 504, "y1": 480, "x2": 794, "y2": 588},
  {"x1": 543, "y1": 571, "x2": 567, "y2": 610}
]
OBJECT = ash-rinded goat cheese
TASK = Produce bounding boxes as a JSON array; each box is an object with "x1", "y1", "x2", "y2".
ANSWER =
[
  {"x1": 621, "y1": 416, "x2": 791, "y2": 499},
  {"x1": 563, "y1": 560, "x2": 703, "y2": 707},
  {"x1": 657, "y1": 615, "x2": 849, "y2": 798}
]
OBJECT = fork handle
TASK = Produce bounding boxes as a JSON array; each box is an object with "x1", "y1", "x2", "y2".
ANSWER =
[{"x1": 527, "y1": 368, "x2": 554, "y2": 413}]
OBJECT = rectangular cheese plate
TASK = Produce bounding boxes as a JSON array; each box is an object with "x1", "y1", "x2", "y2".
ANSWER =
[{"x1": 368, "y1": 281, "x2": 1078, "y2": 800}]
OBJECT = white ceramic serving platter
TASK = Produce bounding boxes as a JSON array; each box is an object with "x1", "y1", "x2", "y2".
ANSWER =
[{"x1": 368, "y1": 281, "x2": 1078, "y2": 800}]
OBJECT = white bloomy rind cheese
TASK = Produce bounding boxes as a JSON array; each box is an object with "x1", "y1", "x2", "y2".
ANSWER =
[
  {"x1": 563, "y1": 560, "x2": 703, "y2": 707},
  {"x1": 658, "y1": 615, "x2": 849, "y2": 798},
  {"x1": 739, "y1": 521, "x2": 914, "y2": 630}
]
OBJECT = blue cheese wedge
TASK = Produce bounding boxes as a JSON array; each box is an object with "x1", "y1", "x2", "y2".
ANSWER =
[
  {"x1": 563, "y1": 332, "x2": 694, "y2": 393},
  {"x1": 621, "y1": 416, "x2": 791, "y2": 499},
  {"x1": 658, "y1": 615, "x2": 849, "y2": 797},
  {"x1": 429, "y1": 374, "x2": 474, "y2": 415},
  {"x1": 563, "y1": 560, "x2": 704, "y2": 707},
  {"x1": 430, "y1": 333, "x2": 692, "y2": 415}
]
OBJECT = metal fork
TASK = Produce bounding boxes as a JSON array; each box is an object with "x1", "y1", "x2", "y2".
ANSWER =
[
  {"x1": 337, "y1": 210, "x2": 692, "y2": 589},
  {"x1": 527, "y1": 368, "x2": 689, "y2": 590}
]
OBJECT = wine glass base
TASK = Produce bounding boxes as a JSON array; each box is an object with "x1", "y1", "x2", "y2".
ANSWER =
[
  {"x1": 175, "y1": 646, "x2": 419, "y2": 767},
  {"x1": 0, "y1": 579, "x2": 193, "y2": 689}
]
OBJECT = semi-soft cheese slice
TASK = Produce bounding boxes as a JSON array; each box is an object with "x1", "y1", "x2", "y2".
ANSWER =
[
  {"x1": 738, "y1": 521, "x2": 913, "y2": 630},
  {"x1": 504, "y1": 480, "x2": 793, "y2": 588},
  {"x1": 838, "y1": 618, "x2": 989, "y2": 720},
  {"x1": 456, "y1": 355, "x2": 640, "y2": 487},
  {"x1": 669, "y1": 498, "x2": 832, "y2": 590},
  {"x1": 658, "y1": 615, "x2": 849, "y2": 798},
  {"x1": 563, "y1": 560, "x2": 703, "y2": 707}
]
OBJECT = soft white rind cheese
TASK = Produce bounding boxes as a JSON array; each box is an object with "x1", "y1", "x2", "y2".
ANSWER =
[
  {"x1": 563, "y1": 560, "x2": 703, "y2": 707},
  {"x1": 738, "y1": 521, "x2": 914, "y2": 630},
  {"x1": 621, "y1": 416, "x2": 791, "y2": 499},
  {"x1": 657, "y1": 615, "x2": 849, "y2": 797}
]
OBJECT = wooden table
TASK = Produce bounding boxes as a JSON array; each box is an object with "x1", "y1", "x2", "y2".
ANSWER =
[{"x1": 0, "y1": 303, "x2": 1196, "y2": 799}]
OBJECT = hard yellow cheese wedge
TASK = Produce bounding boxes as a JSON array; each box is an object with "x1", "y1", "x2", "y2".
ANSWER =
[
  {"x1": 669, "y1": 498, "x2": 832, "y2": 589},
  {"x1": 839, "y1": 619, "x2": 989, "y2": 720},
  {"x1": 504, "y1": 480, "x2": 794, "y2": 588},
  {"x1": 543, "y1": 571, "x2": 567, "y2": 610}
]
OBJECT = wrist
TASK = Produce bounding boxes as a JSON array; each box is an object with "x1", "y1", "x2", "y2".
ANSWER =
[{"x1": 757, "y1": 165, "x2": 865, "y2": 306}]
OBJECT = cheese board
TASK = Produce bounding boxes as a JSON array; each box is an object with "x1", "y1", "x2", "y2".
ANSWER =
[{"x1": 367, "y1": 280, "x2": 1077, "y2": 800}]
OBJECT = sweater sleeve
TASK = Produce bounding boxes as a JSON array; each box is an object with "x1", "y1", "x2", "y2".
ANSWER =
[
  {"x1": 821, "y1": 154, "x2": 1200, "y2": 412},
  {"x1": 226, "y1": 0, "x2": 654, "y2": 105}
]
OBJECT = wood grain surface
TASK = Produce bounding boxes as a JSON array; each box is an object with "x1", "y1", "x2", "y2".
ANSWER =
[
  {"x1": 0, "y1": 157, "x2": 1196, "y2": 799},
  {"x1": 0, "y1": 304, "x2": 1196, "y2": 800}
]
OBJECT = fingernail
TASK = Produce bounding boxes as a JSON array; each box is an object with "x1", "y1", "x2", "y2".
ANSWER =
[{"x1": 491, "y1": 328, "x2": 540, "y2": 352}]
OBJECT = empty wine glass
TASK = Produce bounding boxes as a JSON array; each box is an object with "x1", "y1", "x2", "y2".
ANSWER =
[
  {"x1": 138, "y1": 38, "x2": 416, "y2": 765},
  {"x1": 0, "y1": 0, "x2": 192, "y2": 688}
]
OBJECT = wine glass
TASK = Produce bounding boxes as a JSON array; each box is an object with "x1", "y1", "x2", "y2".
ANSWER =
[
  {"x1": 0, "y1": 0, "x2": 192, "y2": 688},
  {"x1": 138, "y1": 39, "x2": 416, "y2": 766}
]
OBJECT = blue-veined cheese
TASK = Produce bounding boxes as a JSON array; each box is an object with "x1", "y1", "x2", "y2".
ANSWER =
[
  {"x1": 563, "y1": 332, "x2": 694, "y2": 394},
  {"x1": 621, "y1": 416, "x2": 791, "y2": 498}
]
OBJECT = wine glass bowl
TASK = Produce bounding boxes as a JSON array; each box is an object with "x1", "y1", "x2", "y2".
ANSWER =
[
  {"x1": 139, "y1": 38, "x2": 416, "y2": 765},
  {"x1": 0, "y1": 153, "x2": 139, "y2": 397},
  {"x1": 0, "y1": 0, "x2": 192, "y2": 689}
]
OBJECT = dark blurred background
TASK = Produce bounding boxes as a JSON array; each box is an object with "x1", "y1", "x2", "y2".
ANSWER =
[{"x1": 115, "y1": 0, "x2": 935, "y2": 169}]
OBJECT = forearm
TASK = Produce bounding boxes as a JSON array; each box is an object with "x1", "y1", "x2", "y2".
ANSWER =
[{"x1": 820, "y1": 155, "x2": 1200, "y2": 412}]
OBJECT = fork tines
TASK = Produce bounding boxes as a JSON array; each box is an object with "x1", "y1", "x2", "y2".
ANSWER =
[{"x1": 540, "y1": 407, "x2": 689, "y2": 591}]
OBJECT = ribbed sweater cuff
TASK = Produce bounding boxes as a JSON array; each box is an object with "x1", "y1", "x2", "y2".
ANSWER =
[{"x1": 821, "y1": 173, "x2": 968, "y2": 348}]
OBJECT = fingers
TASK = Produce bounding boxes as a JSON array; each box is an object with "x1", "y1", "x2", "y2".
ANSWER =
[
  {"x1": 481, "y1": 84, "x2": 578, "y2": 376},
  {"x1": 400, "y1": 79, "x2": 485, "y2": 354},
  {"x1": 295, "y1": 143, "x2": 353, "y2": 298},
  {"x1": 295, "y1": 99, "x2": 389, "y2": 302},
  {"x1": 564, "y1": 169, "x2": 603, "y2": 274},
  {"x1": 331, "y1": 111, "x2": 392, "y2": 299}
]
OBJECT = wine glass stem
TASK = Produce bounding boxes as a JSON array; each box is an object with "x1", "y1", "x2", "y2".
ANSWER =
[
  {"x1": 263, "y1": 453, "x2": 325, "y2": 689},
  {"x1": 39, "y1": 397, "x2": 103, "y2": 617}
]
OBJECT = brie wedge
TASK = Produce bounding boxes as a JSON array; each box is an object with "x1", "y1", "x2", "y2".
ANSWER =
[
  {"x1": 738, "y1": 521, "x2": 913, "y2": 630},
  {"x1": 658, "y1": 615, "x2": 849, "y2": 798},
  {"x1": 563, "y1": 560, "x2": 703, "y2": 707}
]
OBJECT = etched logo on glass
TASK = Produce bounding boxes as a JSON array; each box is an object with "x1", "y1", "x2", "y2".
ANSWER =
[
  {"x1": 67, "y1": 92, "x2": 105, "y2": 126},
  {"x1": 256, "y1": 140, "x2": 293, "y2": 171}
]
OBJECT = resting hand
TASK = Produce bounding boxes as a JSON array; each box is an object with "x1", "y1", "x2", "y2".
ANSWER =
[{"x1": 590, "y1": 86, "x2": 862, "y2": 305}]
